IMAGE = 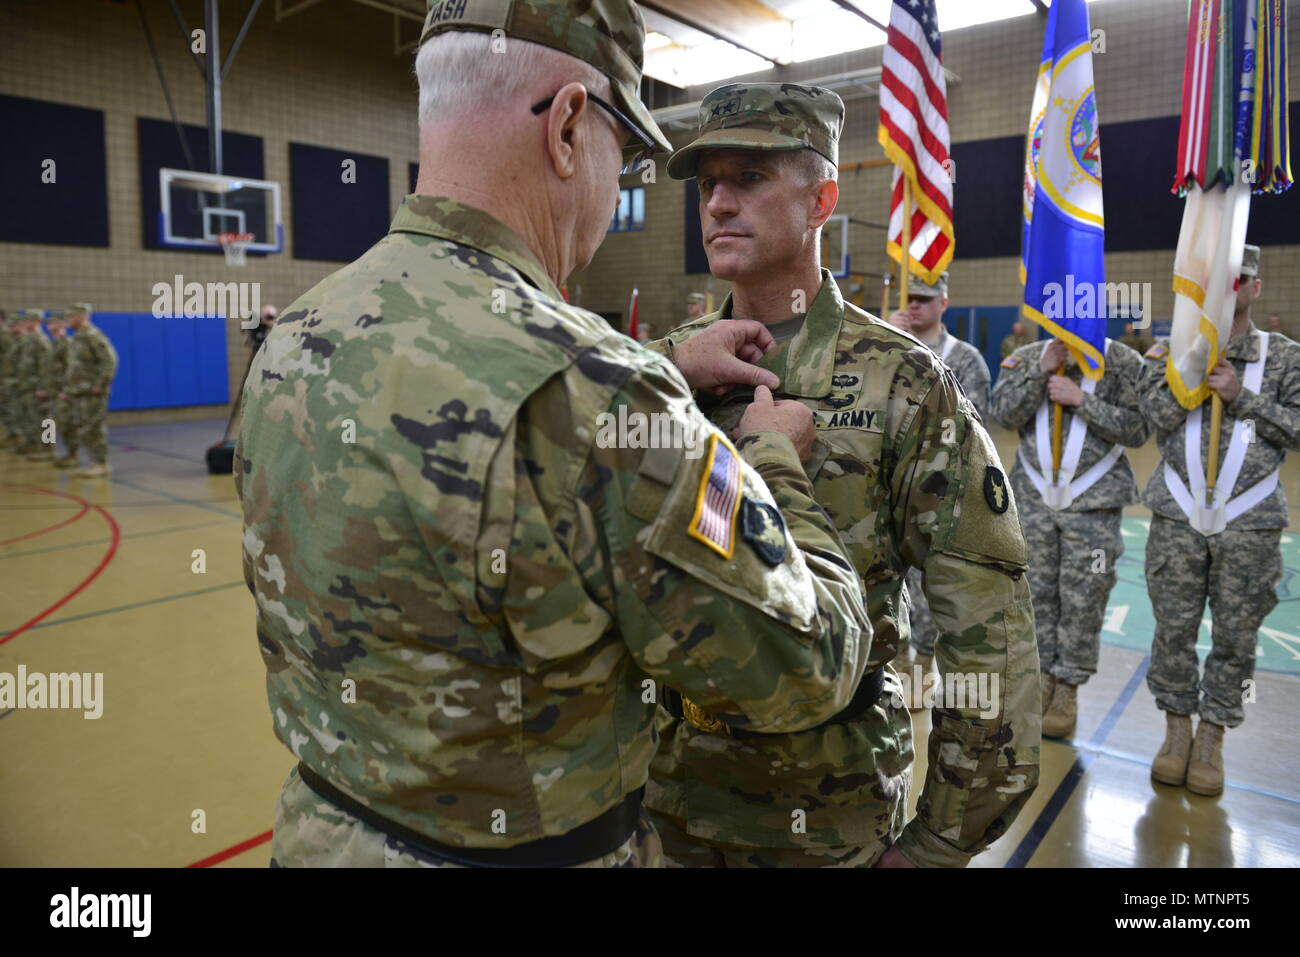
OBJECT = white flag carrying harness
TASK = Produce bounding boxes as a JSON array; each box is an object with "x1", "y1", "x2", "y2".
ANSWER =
[
  {"x1": 937, "y1": 332, "x2": 957, "y2": 363},
  {"x1": 1163, "y1": 331, "x2": 1279, "y2": 536},
  {"x1": 1018, "y1": 339, "x2": 1124, "y2": 510}
]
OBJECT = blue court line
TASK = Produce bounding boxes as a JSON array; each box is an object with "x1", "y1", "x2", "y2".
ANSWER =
[
  {"x1": 1005, "y1": 656, "x2": 1150, "y2": 868},
  {"x1": 0, "y1": 580, "x2": 244, "y2": 637},
  {"x1": 109, "y1": 475, "x2": 241, "y2": 519},
  {"x1": 109, "y1": 438, "x2": 219, "y2": 464},
  {"x1": 0, "y1": 517, "x2": 236, "y2": 561}
]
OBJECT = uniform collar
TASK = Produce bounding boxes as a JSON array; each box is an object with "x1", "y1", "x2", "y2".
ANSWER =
[
  {"x1": 717, "y1": 268, "x2": 844, "y2": 398},
  {"x1": 1225, "y1": 322, "x2": 1261, "y2": 362},
  {"x1": 389, "y1": 194, "x2": 562, "y2": 301}
]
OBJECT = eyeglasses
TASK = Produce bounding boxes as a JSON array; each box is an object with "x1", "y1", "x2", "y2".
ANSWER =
[{"x1": 531, "y1": 90, "x2": 656, "y2": 175}]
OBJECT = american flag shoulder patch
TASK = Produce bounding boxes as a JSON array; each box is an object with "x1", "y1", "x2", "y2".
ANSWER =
[
  {"x1": 1001, "y1": 354, "x2": 1021, "y2": 369},
  {"x1": 688, "y1": 432, "x2": 743, "y2": 559}
]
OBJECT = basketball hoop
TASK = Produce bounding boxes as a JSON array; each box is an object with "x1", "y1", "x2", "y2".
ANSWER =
[{"x1": 218, "y1": 232, "x2": 254, "y2": 266}]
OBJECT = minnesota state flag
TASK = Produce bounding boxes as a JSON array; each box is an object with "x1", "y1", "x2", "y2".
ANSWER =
[{"x1": 1021, "y1": 0, "x2": 1107, "y2": 380}]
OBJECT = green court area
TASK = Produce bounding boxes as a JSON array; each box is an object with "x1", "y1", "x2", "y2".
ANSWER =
[{"x1": 1103, "y1": 517, "x2": 1300, "y2": 675}]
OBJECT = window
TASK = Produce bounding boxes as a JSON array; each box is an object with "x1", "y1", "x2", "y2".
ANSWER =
[{"x1": 609, "y1": 186, "x2": 645, "y2": 233}]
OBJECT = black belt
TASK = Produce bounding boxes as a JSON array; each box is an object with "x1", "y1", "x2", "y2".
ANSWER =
[
  {"x1": 296, "y1": 763, "x2": 643, "y2": 868},
  {"x1": 663, "y1": 668, "x2": 885, "y2": 740}
]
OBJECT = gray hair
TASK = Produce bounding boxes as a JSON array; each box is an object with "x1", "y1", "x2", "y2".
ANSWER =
[
  {"x1": 780, "y1": 149, "x2": 839, "y2": 189},
  {"x1": 415, "y1": 31, "x2": 610, "y2": 126}
]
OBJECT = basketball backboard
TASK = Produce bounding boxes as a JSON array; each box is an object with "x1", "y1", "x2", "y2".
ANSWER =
[
  {"x1": 821, "y1": 214, "x2": 849, "y2": 278},
  {"x1": 159, "y1": 168, "x2": 283, "y2": 253}
]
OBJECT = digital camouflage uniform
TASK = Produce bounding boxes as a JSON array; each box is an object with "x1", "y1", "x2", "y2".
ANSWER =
[
  {"x1": 48, "y1": 325, "x2": 72, "y2": 442},
  {"x1": 990, "y1": 337, "x2": 1150, "y2": 686},
  {"x1": 647, "y1": 272, "x2": 1040, "y2": 868},
  {"x1": 904, "y1": 273, "x2": 993, "y2": 657},
  {"x1": 642, "y1": 84, "x2": 1038, "y2": 866},
  {"x1": 0, "y1": 316, "x2": 23, "y2": 443},
  {"x1": 237, "y1": 0, "x2": 875, "y2": 869},
  {"x1": 1001, "y1": 330, "x2": 1036, "y2": 359},
  {"x1": 63, "y1": 317, "x2": 118, "y2": 465},
  {"x1": 1141, "y1": 322, "x2": 1299, "y2": 727},
  {"x1": 16, "y1": 319, "x2": 52, "y2": 450}
]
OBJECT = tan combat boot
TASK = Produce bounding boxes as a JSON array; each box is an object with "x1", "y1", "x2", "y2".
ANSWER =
[
  {"x1": 1042, "y1": 681, "x2": 1077, "y2": 739},
  {"x1": 53, "y1": 454, "x2": 78, "y2": 469},
  {"x1": 1041, "y1": 672, "x2": 1056, "y2": 714},
  {"x1": 1151, "y1": 712, "x2": 1194, "y2": 786},
  {"x1": 78, "y1": 462, "x2": 111, "y2": 478},
  {"x1": 25, "y1": 448, "x2": 55, "y2": 463},
  {"x1": 1186, "y1": 721, "x2": 1225, "y2": 796}
]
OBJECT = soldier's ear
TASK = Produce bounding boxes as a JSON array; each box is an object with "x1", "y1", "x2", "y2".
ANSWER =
[
  {"x1": 545, "y1": 82, "x2": 590, "y2": 181},
  {"x1": 808, "y1": 178, "x2": 838, "y2": 230}
]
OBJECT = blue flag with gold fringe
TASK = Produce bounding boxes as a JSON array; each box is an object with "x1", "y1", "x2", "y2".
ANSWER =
[{"x1": 1020, "y1": 0, "x2": 1106, "y2": 379}]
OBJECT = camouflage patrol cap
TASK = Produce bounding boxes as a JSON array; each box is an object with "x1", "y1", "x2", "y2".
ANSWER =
[
  {"x1": 908, "y1": 270, "x2": 949, "y2": 298},
  {"x1": 421, "y1": 0, "x2": 671, "y2": 154},
  {"x1": 67, "y1": 302, "x2": 92, "y2": 316},
  {"x1": 46, "y1": 309, "x2": 67, "y2": 321},
  {"x1": 17, "y1": 309, "x2": 43, "y2": 321},
  {"x1": 686, "y1": 292, "x2": 705, "y2": 304},
  {"x1": 1241, "y1": 244, "x2": 1260, "y2": 277},
  {"x1": 666, "y1": 82, "x2": 844, "y2": 180}
]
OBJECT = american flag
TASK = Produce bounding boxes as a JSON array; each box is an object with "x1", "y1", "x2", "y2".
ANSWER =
[
  {"x1": 690, "y1": 436, "x2": 741, "y2": 557},
  {"x1": 877, "y1": 0, "x2": 955, "y2": 285}
]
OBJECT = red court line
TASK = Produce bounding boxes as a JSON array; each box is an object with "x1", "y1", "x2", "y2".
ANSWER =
[
  {"x1": 0, "y1": 497, "x2": 89, "y2": 547},
  {"x1": 186, "y1": 830, "x2": 273, "y2": 868},
  {"x1": 0, "y1": 484, "x2": 121, "y2": 647}
]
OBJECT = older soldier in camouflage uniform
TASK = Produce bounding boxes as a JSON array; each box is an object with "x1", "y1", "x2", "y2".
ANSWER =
[
  {"x1": 888, "y1": 271, "x2": 992, "y2": 678},
  {"x1": 1142, "y1": 244, "x2": 1299, "y2": 796},
  {"x1": 237, "y1": 0, "x2": 873, "y2": 869},
  {"x1": 991, "y1": 334, "x2": 1150, "y2": 738},
  {"x1": 645, "y1": 84, "x2": 1040, "y2": 868},
  {"x1": 63, "y1": 304, "x2": 118, "y2": 478}
]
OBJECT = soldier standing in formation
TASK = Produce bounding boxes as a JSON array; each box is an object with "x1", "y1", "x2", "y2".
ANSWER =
[
  {"x1": 1142, "y1": 244, "x2": 1299, "y2": 796},
  {"x1": 45, "y1": 311, "x2": 74, "y2": 467},
  {"x1": 62, "y1": 304, "x2": 118, "y2": 478},
  {"x1": 237, "y1": 0, "x2": 873, "y2": 869},
  {"x1": 991, "y1": 334, "x2": 1150, "y2": 737},
  {"x1": 0, "y1": 311, "x2": 19, "y2": 448},
  {"x1": 15, "y1": 310, "x2": 53, "y2": 460},
  {"x1": 1001, "y1": 321, "x2": 1036, "y2": 359},
  {"x1": 887, "y1": 272, "x2": 993, "y2": 682},
  {"x1": 646, "y1": 83, "x2": 1039, "y2": 867},
  {"x1": 684, "y1": 291, "x2": 706, "y2": 323}
]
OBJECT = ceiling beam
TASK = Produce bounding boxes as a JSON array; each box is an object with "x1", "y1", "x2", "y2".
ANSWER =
[
  {"x1": 638, "y1": 0, "x2": 781, "y2": 64},
  {"x1": 828, "y1": 0, "x2": 889, "y2": 35}
]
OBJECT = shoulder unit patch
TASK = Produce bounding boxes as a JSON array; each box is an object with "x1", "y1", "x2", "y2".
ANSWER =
[
  {"x1": 983, "y1": 466, "x2": 1010, "y2": 514},
  {"x1": 740, "y1": 498, "x2": 788, "y2": 566},
  {"x1": 1145, "y1": 342, "x2": 1169, "y2": 359}
]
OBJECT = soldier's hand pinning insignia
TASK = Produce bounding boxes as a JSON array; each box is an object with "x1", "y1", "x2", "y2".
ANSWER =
[
  {"x1": 983, "y1": 466, "x2": 1009, "y2": 514},
  {"x1": 740, "y1": 497, "x2": 789, "y2": 566},
  {"x1": 1001, "y1": 355, "x2": 1021, "y2": 369}
]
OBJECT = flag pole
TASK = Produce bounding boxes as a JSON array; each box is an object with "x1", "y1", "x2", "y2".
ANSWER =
[
  {"x1": 1051, "y1": 359, "x2": 1065, "y2": 480},
  {"x1": 1206, "y1": 392, "x2": 1223, "y2": 495},
  {"x1": 899, "y1": 175, "x2": 912, "y2": 308}
]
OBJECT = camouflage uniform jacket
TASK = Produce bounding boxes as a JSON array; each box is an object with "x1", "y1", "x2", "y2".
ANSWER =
[
  {"x1": 48, "y1": 336, "x2": 71, "y2": 394},
  {"x1": 646, "y1": 272, "x2": 1040, "y2": 867},
  {"x1": 1141, "y1": 324, "x2": 1300, "y2": 531},
  {"x1": 17, "y1": 331, "x2": 51, "y2": 394},
  {"x1": 927, "y1": 326, "x2": 991, "y2": 418},
  {"x1": 990, "y1": 338, "x2": 1150, "y2": 511},
  {"x1": 66, "y1": 325, "x2": 118, "y2": 395},
  {"x1": 236, "y1": 196, "x2": 872, "y2": 850}
]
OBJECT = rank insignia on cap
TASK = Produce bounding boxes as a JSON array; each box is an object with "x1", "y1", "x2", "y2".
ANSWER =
[
  {"x1": 689, "y1": 432, "x2": 743, "y2": 558},
  {"x1": 1001, "y1": 355, "x2": 1021, "y2": 369},
  {"x1": 984, "y1": 467, "x2": 1009, "y2": 514},
  {"x1": 740, "y1": 498, "x2": 788, "y2": 566},
  {"x1": 1144, "y1": 342, "x2": 1169, "y2": 359}
]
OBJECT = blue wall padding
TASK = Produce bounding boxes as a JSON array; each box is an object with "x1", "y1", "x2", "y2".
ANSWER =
[{"x1": 89, "y1": 313, "x2": 229, "y2": 410}]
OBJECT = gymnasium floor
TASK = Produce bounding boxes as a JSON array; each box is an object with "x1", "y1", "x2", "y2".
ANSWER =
[{"x1": 2, "y1": 419, "x2": 1298, "y2": 867}]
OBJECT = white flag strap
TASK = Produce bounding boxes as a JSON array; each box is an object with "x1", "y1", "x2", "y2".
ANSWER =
[
  {"x1": 1166, "y1": 331, "x2": 1275, "y2": 534},
  {"x1": 938, "y1": 331, "x2": 957, "y2": 362},
  {"x1": 1027, "y1": 339, "x2": 1119, "y2": 509}
]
